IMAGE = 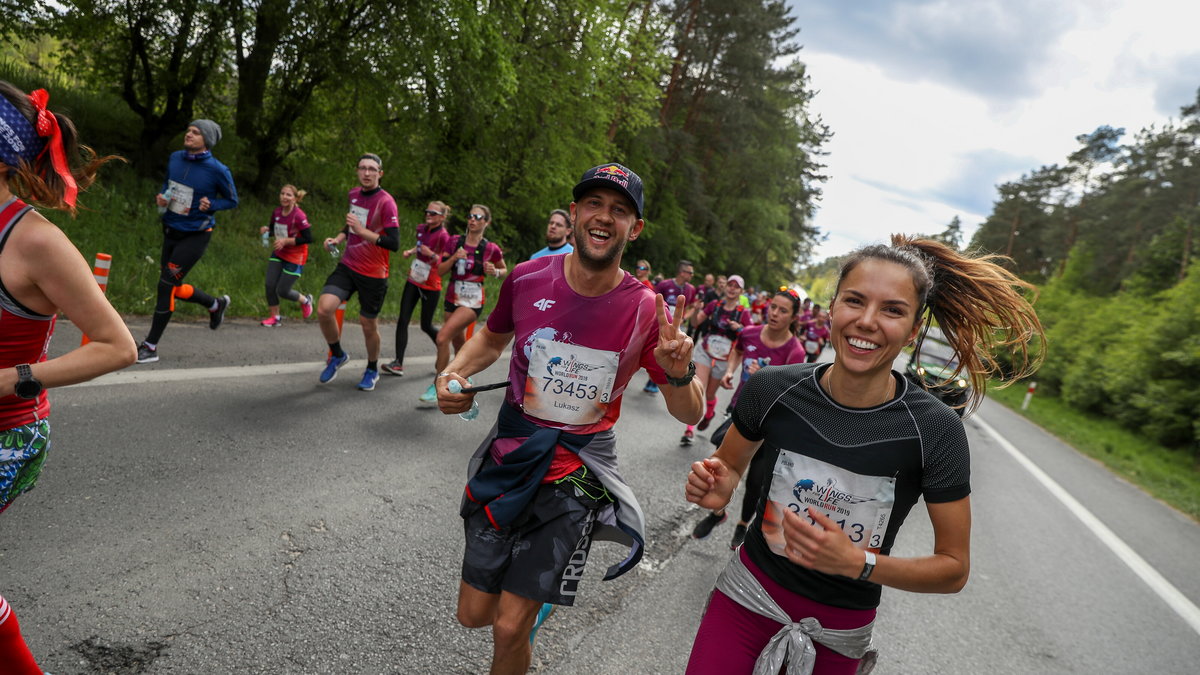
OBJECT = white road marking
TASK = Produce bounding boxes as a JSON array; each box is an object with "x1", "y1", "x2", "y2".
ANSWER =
[
  {"x1": 67, "y1": 354, "x2": 440, "y2": 388},
  {"x1": 974, "y1": 416, "x2": 1200, "y2": 636}
]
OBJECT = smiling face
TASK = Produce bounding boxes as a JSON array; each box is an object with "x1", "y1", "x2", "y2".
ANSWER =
[
  {"x1": 183, "y1": 126, "x2": 206, "y2": 153},
  {"x1": 570, "y1": 187, "x2": 643, "y2": 270},
  {"x1": 830, "y1": 258, "x2": 923, "y2": 379},
  {"x1": 424, "y1": 202, "x2": 446, "y2": 227},
  {"x1": 725, "y1": 278, "x2": 742, "y2": 300},
  {"x1": 279, "y1": 186, "x2": 296, "y2": 209}
]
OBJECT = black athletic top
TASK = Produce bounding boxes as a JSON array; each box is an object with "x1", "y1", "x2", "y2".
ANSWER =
[{"x1": 733, "y1": 362, "x2": 970, "y2": 609}]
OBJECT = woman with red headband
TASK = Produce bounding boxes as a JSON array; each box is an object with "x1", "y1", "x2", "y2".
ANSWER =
[{"x1": 0, "y1": 81, "x2": 137, "y2": 673}]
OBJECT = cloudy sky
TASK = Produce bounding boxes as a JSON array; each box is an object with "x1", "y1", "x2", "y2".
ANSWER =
[{"x1": 786, "y1": 0, "x2": 1200, "y2": 261}]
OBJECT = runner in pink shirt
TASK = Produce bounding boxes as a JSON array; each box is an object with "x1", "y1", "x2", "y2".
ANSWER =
[
  {"x1": 315, "y1": 153, "x2": 400, "y2": 391},
  {"x1": 258, "y1": 184, "x2": 314, "y2": 326},
  {"x1": 680, "y1": 274, "x2": 752, "y2": 446},
  {"x1": 382, "y1": 200, "x2": 454, "y2": 376},
  {"x1": 416, "y1": 204, "x2": 507, "y2": 403},
  {"x1": 691, "y1": 289, "x2": 807, "y2": 547},
  {"x1": 435, "y1": 163, "x2": 704, "y2": 674}
]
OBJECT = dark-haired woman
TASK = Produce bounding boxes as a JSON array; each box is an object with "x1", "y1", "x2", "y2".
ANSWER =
[
  {"x1": 0, "y1": 81, "x2": 137, "y2": 674},
  {"x1": 685, "y1": 235, "x2": 1044, "y2": 674},
  {"x1": 690, "y1": 289, "x2": 806, "y2": 545}
]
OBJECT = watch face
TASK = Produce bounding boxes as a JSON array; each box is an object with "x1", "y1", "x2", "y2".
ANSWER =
[{"x1": 15, "y1": 379, "x2": 42, "y2": 398}]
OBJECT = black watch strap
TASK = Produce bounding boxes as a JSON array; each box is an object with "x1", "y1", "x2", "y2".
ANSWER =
[{"x1": 664, "y1": 361, "x2": 696, "y2": 387}]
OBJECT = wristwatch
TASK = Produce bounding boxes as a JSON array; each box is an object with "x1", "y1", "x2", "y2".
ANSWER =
[
  {"x1": 664, "y1": 361, "x2": 697, "y2": 387},
  {"x1": 14, "y1": 363, "x2": 43, "y2": 399},
  {"x1": 858, "y1": 550, "x2": 877, "y2": 581}
]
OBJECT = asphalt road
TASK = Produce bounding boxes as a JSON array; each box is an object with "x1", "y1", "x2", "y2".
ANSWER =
[{"x1": 2, "y1": 315, "x2": 1198, "y2": 674}]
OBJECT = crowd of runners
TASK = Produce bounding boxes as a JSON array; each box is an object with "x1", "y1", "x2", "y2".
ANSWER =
[{"x1": 1, "y1": 95, "x2": 1048, "y2": 674}]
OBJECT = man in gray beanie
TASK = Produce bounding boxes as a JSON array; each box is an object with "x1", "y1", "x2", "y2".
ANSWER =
[
  {"x1": 136, "y1": 120, "x2": 239, "y2": 364},
  {"x1": 188, "y1": 118, "x2": 222, "y2": 150}
]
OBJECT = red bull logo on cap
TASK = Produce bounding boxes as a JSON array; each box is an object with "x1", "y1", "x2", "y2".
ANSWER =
[{"x1": 597, "y1": 165, "x2": 629, "y2": 178}]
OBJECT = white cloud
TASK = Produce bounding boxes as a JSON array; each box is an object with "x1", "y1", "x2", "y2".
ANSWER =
[{"x1": 793, "y1": 0, "x2": 1200, "y2": 261}]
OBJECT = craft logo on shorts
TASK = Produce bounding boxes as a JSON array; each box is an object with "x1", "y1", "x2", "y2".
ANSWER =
[
  {"x1": 595, "y1": 164, "x2": 629, "y2": 189},
  {"x1": 792, "y1": 477, "x2": 870, "y2": 510},
  {"x1": 546, "y1": 355, "x2": 603, "y2": 378}
]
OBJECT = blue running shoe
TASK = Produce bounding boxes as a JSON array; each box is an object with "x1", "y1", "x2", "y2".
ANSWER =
[
  {"x1": 357, "y1": 368, "x2": 379, "y2": 391},
  {"x1": 643, "y1": 380, "x2": 659, "y2": 394},
  {"x1": 529, "y1": 603, "x2": 556, "y2": 647},
  {"x1": 319, "y1": 352, "x2": 350, "y2": 383}
]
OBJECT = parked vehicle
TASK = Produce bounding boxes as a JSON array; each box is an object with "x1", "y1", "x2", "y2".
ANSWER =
[{"x1": 905, "y1": 326, "x2": 969, "y2": 416}]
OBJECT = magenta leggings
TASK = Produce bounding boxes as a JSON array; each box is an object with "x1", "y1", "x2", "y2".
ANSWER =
[{"x1": 686, "y1": 548, "x2": 875, "y2": 675}]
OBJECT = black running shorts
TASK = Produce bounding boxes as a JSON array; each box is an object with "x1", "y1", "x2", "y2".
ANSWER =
[
  {"x1": 462, "y1": 468, "x2": 607, "y2": 606},
  {"x1": 321, "y1": 264, "x2": 388, "y2": 319}
]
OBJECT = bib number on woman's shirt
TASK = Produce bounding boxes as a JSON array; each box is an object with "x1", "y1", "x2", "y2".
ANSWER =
[
  {"x1": 454, "y1": 280, "x2": 484, "y2": 308},
  {"x1": 760, "y1": 451, "x2": 895, "y2": 556},
  {"x1": 409, "y1": 258, "x2": 431, "y2": 284},
  {"x1": 523, "y1": 338, "x2": 619, "y2": 425}
]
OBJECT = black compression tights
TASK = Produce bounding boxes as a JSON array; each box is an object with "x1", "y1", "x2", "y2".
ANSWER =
[
  {"x1": 264, "y1": 258, "x2": 302, "y2": 306},
  {"x1": 147, "y1": 228, "x2": 215, "y2": 344},
  {"x1": 394, "y1": 281, "x2": 440, "y2": 363}
]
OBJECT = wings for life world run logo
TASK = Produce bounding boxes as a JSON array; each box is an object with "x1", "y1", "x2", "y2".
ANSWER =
[
  {"x1": 546, "y1": 355, "x2": 603, "y2": 378},
  {"x1": 595, "y1": 165, "x2": 630, "y2": 189},
  {"x1": 792, "y1": 477, "x2": 871, "y2": 516}
]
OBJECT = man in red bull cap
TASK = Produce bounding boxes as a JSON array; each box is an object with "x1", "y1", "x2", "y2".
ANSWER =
[{"x1": 436, "y1": 161, "x2": 701, "y2": 673}]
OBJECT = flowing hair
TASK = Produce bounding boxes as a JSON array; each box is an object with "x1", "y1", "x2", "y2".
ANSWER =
[
  {"x1": 836, "y1": 234, "x2": 1046, "y2": 413},
  {"x1": 0, "y1": 81, "x2": 121, "y2": 213}
]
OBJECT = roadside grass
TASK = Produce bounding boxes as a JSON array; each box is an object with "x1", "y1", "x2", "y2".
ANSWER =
[
  {"x1": 42, "y1": 163, "x2": 505, "y2": 328},
  {"x1": 987, "y1": 383, "x2": 1200, "y2": 522}
]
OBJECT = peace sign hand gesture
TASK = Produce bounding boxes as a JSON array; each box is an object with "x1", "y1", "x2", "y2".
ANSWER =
[{"x1": 653, "y1": 294, "x2": 694, "y2": 378}]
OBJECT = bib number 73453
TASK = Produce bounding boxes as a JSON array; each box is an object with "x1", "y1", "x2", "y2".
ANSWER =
[{"x1": 523, "y1": 338, "x2": 619, "y2": 426}]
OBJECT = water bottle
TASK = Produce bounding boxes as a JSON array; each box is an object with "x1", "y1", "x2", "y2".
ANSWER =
[
  {"x1": 757, "y1": 357, "x2": 772, "y2": 368},
  {"x1": 446, "y1": 379, "x2": 480, "y2": 421},
  {"x1": 325, "y1": 240, "x2": 340, "y2": 259},
  {"x1": 455, "y1": 257, "x2": 467, "y2": 276},
  {"x1": 157, "y1": 186, "x2": 172, "y2": 215},
  {"x1": 261, "y1": 230, "x2": 270, "y2": 247}
]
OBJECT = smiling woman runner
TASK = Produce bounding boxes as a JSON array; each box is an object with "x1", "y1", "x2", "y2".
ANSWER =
[
  {"x1": 258, "y1": 184, "x2": 314, "y2": 326},
  {"x1": 418, "y1": 204, "x2": 506, "y2": 403},
  {"x1": 684, "y1": 235, "x2": 1045, "y2": 674},
  {"x1": 0, "y1": 80, "x2": 137, "y2": 674}
]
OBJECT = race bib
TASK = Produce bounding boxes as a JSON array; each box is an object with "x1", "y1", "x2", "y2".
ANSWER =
[
  {"x1": 805, "y1": 340, "x2": 820, "y2": 354},
  {"x1": 409, "y1": 258, "x2": 431, "y2": 284},
  {"x1": 705, "y1": 334, "x2": 733, "y2": 360},
  {"x1": 273, "y1": 223, "x2": 289, "y2": 239},
  {"x1": 760, "y1": 452, "x2": 895, "y2": 557},
  {"x1": 523, "y1": 338, "x2": 619, "y2": 425},
  {"x1": 454, "y1": 280, "x2": 484, "y2": 308},
  {"x1": 348, "y1": 204, "x2": 370, "y2": 229},
  {"x1": 167, "y1": 180, "x2": 194, "y2": 215}
]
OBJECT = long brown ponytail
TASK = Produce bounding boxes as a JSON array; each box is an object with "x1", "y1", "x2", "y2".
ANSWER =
[{"x1": 837, "y1": 234, "x2": 1046, "y2": 413}]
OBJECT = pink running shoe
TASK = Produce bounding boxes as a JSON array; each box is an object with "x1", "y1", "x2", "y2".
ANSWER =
[
  {"x1": 301, "y1": 293, "x2": 314, "y2": 319},
  {"x1": 261, "y1": 315, "x2": 283, "y2": 327}
]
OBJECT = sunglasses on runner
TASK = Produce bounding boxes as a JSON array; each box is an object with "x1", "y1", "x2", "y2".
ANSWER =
[
  {"x1": 425, "y1": 210, "x2": 443, "y2": 216},
  {"x1": 468, "y1": 214, "x2": 488, "y2": 221},
  {"x1": 636, "y1": 266, "x2": 648, "y2": 271}
]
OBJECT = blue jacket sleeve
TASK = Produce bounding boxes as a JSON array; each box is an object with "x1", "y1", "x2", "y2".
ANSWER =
[{"x1": 207, "y1": 164, "x2": 239, "y2": 213}]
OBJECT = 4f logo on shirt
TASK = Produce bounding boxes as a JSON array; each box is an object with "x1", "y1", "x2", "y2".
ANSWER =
[{"x1": 533, "y1": 298, "x2": 556, "y2": 311}]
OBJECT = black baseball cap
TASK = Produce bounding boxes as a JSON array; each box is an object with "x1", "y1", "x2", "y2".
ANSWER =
[{"x1": 572, "y1": 163, "x2": 644, "y2": 218}]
